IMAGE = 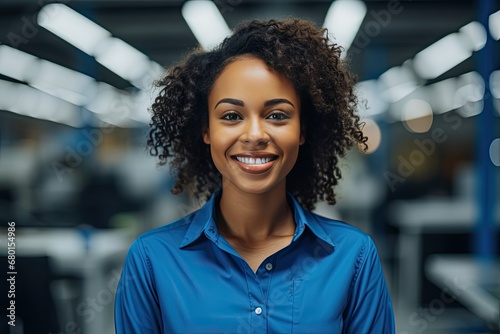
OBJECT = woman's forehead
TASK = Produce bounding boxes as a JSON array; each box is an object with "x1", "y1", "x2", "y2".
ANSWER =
[{"x1": 209, "y1": 57, "x2": 299, "y2": 104}]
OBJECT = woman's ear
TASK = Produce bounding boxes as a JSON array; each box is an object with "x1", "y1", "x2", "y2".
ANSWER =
[
  {"x1": 299, "y1": 134, "x2": 305, "y2": 145},
  {"x1": 203, "y1": 128, "x2": 210, "y2": 144}
]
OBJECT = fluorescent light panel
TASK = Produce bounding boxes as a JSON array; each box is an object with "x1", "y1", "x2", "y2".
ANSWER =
[
  {"x1": 31, "y1": 60, "x2": 96, "y2": 105},
  {"x1": 459, "y1": 21, "x2": 487, "y2": 51},
  {"x1": 85, "y1": 82, "x2": 147, "y2": 127},
  {"x1": 0, "y1": 79, "x2": 82, "y2": 127},
  {"x1": 490, "y1": 71, "x2": 500, "y2": 99},
  {"x1": 38, "y1": 3, "x2": 161, "y2": 89},
  {"x1": 454, "y1": 71, "x2": 485, "y2": 117},
  {"x1": 423, "y1": 77, "x2": 457, "y2": 114},
  {"x1": 413, "y1": 22, "x2": 486, "y2": 80},
  {"x1": 389, "y1": 71, "x2": 485, "y2": 121},
  {"x1": 0, "y1": 44, "x2": 147, "y2": 127},
  {"x1": 37, "y1": 3, "x2": 111, "y2": 55},
  {"x1": 0, "y1": 45, "x2": 97, "y2": 106},
  {"x1": 378, "y1": 61, "x2": 422, "y2": 103},
  {"x1": 182, "y1": 1, "x2": 231, "y2": 50},
  {"x1": 0, "y1": 45, "x2": 38, "y2": 82},
  {"x1": 84, "y1": 82, "x2": 123, "y2": 115},
  {"x1": 94, "y1": 37, "x2": 151, "y2": 84},
  {"x1": 489, "y1": 10, "x2": 500, "y2": 40},
  {"x1": 413, "y1": 33, "x2": 471, "y2": 80},
  {"x1": 455, "y1": 71, "x2": 485, "y2": 106},
  {"x1": 323, "y1": 0, "x2": 367, "y2": 58}
]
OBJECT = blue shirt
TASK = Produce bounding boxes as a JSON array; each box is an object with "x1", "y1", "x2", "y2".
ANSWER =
[{"x1": 115, "y1": 191, "x2": 395, "y2": 333}]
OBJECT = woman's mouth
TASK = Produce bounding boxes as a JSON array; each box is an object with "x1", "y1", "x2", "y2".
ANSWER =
[
  {"x1": 233, "y1": 156, "x2": 277, "y2": 165},
  {"x1": 231, "y1": 154, "x2": 278, "y2": 174}
]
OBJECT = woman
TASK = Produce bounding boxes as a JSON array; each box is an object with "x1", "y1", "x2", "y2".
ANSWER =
[{"x1": 115, "y1": 18, "x2": 395, "y2": 333}]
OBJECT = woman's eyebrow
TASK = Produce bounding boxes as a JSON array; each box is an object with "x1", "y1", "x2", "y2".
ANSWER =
[
  {"x1": 214, "y1": 97, "x2": 295, "y2": 108},
  {"x1": 214, "y1": 98, "x2": 244, "y2": 108},
  {"x1": 264, "y1": 98, "x2": 295, "y2": 108}
]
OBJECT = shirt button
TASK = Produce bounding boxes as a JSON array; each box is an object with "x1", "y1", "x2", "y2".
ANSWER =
[
  {"x1": 254, "y1": 307, "x2": 263, "y2": 315},
  {"x1": 265, "y1": 263, "x2": 273, "y2": 271}
]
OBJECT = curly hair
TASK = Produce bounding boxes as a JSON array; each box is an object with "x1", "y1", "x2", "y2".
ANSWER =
[{"x1": 148, "y1": 18, "x2": 367, "y2": 210}]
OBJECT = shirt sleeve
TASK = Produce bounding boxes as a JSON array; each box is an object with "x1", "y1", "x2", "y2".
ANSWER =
[
  {"x1": 342, "y1": 237, "x2": 395, "y2": 334},
  {"x1": 114, "y1": 238, "x2": 162, "y2": 333}
]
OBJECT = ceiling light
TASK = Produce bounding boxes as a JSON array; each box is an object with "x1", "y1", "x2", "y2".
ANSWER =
[
  {"x1": 413, "y1": 33, "x2": 471, "y2": 80},
  {"x1": 94, "y1": 37, "x2": 151, "y2": 85},
  {"x1": 85, "y1": 82, "x2": 123, "y2": 115},
  {"x1": 38, "y1": 3, "x2": 161, "y2": 89},
  {"x1": 30, "y1": 59, "x2": 96, "y2": 105},
  {"x1": 413, "y1": 22, "x2": 487, "y2": 80},
  {"x1": 37, "y1": 3, "x2": 111, "y2": 55},
  {"x1": 323, "y1": 0, "x2": 367, "y2": 58},
  {"x1": 0, "y1": 45, "x2": 97, "y2": 106},
  {"x1": 84, "y1": 82, "x2": 136, "y2": 127},
  {"x1": 0, "y1": 45, "x2": 38, "y2": 82},
  {"x1": 387, "y1": 77, "x2": 456, "y2": 120},
  {"x1": 0, "y1": 79, "x2": 82, "y2": 127},
  {"x1": 454, "y1": 72, "x2": 485, "y2": 118},
  {"x1": 489, "y1": 10, "x2": 500, "y2": 40},
  {"x1": 424, "y1": 77, "x2": 457, "y2": 114},
  {"x1": 391, "y1": 72, "x2": 484, "y2": 118},
  {"x1": 453, "y1": 72, "x2": 484, "y2": 111},
  {"x1": 459, "y1": 21, "x2": 487, "y2": 51},
  {"x1": 182, "y1": 0, "x2": 231, "y2": 50},
  {"x1": 378, "y1": 62, "x2": 421, "y2": 102},
  {"x1": 490, "y1": 71, "x2": 500, "y2": 99}
]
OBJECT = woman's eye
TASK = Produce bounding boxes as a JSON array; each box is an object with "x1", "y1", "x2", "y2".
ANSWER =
[
  {"x1": 221, "y1": 113, "x2": 242, "y2": 121},
  {"x1": 267, "y1": 112, "x2": 289, "y2": 121}
]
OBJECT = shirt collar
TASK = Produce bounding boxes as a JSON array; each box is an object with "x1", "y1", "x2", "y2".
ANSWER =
[
  {"x1": 287, "y1": 194, "x2": 335, "y2": 248},
  {"x1": 179, "y1": 189, "x2": 335, "y2": 249},
  {"x1": 179, "y1": 189, "x2": 220, "y2": 248}
]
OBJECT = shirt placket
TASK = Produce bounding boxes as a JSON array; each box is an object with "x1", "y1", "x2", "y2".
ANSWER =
[{"x1": 243, "y1": 256, "x2": 276, "y2": 333}]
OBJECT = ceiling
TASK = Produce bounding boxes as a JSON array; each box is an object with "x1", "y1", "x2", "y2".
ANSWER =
[{"x1": 0, "y1": 0, "x2": 485, "y2": 93}]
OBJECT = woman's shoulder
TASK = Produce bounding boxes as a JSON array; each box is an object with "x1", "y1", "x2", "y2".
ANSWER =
[
  {"x1": 135, "y1": 207, "x2": 204, "y2": 247},
  {"x1": 133, "y1": 192, "x2": 218, "y2": 251},
  {"x1": 305, "y1": 209, "x2": 373, "y2": 247}
]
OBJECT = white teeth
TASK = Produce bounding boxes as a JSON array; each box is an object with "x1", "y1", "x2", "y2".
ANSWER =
[{"x1": 236, "y1": 156, "x2": 273, "y2": 165}]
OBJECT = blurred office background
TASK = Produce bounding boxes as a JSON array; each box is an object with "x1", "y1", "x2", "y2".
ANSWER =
[{"x1": 0, "y1": 0, "x2": 499, "y2": 333}]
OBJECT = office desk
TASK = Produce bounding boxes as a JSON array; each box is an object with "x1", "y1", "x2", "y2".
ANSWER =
[
  {"x1": 426, "y1": 254, "x2": 499, "y2": 330},
  {"x1": 0, "y1": 227, "x2": 133, "y2": 334},
  {"x1": 389, "y1": 199, "x2": 500, "y2": 316}
]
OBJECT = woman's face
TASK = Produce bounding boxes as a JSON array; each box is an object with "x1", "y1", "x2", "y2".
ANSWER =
[{"x1": 204, "y1": 56, "x2": 304, "y2": 195}]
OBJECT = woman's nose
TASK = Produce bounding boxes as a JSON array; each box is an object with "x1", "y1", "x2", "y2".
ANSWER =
[{"x1": 240, "y1": 118, "x2": 270, "y2": 145}]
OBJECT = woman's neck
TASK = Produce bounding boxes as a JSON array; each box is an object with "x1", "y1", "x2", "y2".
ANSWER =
[{"x1": 217, "y1": 183, "x2": 295, "y2": 244}]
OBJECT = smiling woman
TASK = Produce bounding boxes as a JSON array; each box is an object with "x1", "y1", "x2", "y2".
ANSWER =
[
  {"x1": 204, "y1": 56, "x2": 303, "y2": 197},
  {"x1": 115, "y1": 18, "x2": 395, "y2": 333}
]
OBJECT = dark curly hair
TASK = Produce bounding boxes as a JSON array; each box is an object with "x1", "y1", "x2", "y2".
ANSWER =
[{"x1": 148, "y1": 18, "x2": 367, "y2": 210}]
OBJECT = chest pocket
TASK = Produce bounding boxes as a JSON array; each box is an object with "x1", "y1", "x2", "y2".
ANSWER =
[
  {"x1": 264, "y1": 278, "x2": 304, "y2": 333},
  {"x1": 292, "y1": 278, "x2": 304, "y2": 327},
  {"x1": 289, "y1": 277, "x2": 344, "y2": 333}
]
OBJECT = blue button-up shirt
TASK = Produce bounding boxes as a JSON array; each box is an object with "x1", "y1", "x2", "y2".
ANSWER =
[{"x1": 115, "y1": 191, "x2": 395, "y2": 333}]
